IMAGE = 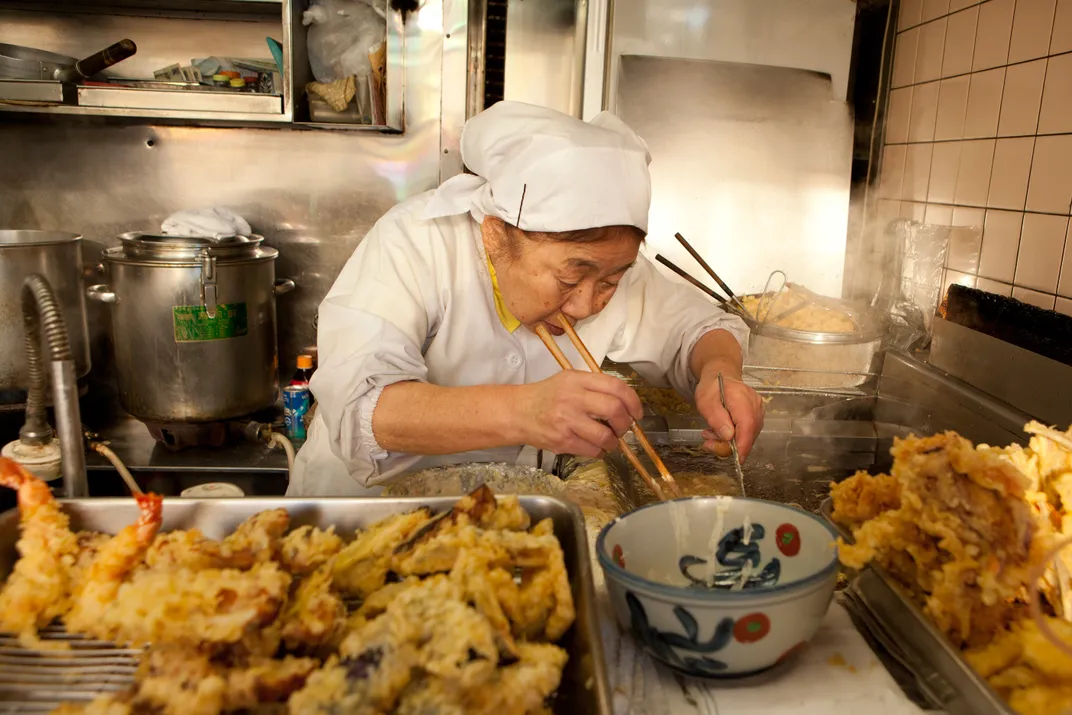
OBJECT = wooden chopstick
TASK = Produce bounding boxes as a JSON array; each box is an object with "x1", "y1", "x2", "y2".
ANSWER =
[
  {"x1": 654, "y1": 254, "x2": 729, "y2": 305},
  {"x1": 552, "y1": 314, "x2": 682, "y2": 498},
  {"x1": 533, "y1": 323, "x2": 672, "y2": 501},
  {"x1": 673, "y1": 232, "x2": 753, "y2": 319}
]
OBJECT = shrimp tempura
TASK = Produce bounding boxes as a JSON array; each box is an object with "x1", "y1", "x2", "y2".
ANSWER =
[
  {"x1": 65, "y1": 492, "x2": 163, "y2": 640},
  {"x1": 0, "y1": 457, "x2": 80, "y2": 649}
]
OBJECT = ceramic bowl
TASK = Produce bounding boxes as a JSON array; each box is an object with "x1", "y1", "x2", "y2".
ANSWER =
[{"x1": 596, "y1": 496, "x2": 839, "y2": 679}]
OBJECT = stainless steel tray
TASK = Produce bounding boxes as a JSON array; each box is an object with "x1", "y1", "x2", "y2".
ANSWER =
[
  {"x1": 0, "y1": 496, "x2": 612, "y2": 715},
  {"x1": 819, "y1": 497, "x2": 1014, "y2": 715}
]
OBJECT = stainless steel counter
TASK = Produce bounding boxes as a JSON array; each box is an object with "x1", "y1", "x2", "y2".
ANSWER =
[
  {"x1": 79, "y1": 414, "x2": 290, "y2": 498},
  {"x1": 83, "y1": 415, "x2": 289, "y2": 475},
  {"x1": 0, "y1": 405, "x2": 290, "y2": 506}
]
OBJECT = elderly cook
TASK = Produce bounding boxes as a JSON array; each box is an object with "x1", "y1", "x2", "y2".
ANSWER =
[{"x1": 288, "y1": 101, "x2": 763, "y2": 496}]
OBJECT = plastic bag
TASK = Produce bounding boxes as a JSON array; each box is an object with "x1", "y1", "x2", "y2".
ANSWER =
[
  {"x1": 875, "y1": 219, "x2": 951, "y2": 352},
  {"x1": 303, "y1": 0, "x2": 386, "y2": 84}
]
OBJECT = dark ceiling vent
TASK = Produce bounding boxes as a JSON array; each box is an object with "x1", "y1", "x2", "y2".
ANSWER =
[{"x1": 484, "y1": 0, "x2": 507, "y2": 109}]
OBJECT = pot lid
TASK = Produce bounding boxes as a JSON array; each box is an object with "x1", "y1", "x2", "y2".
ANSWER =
[{"x1": 107, "y1": 232, "x2": 274, "y2": 263}]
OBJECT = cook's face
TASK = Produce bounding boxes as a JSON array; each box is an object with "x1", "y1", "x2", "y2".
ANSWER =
[{"x1": 482, "y1": 218, "x2": 642, "y2": 335}]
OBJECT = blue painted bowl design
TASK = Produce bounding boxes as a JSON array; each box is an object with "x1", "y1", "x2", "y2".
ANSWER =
[{"x1": 597, "y1": 496, "x2": 839, "y2": 678}]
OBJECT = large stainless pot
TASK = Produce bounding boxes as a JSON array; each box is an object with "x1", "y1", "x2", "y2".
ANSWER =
[
  {"x1": 87, "y1": 233, "x2": 295, "y2": 423},
  {"x1": 0, "y1": 231, "x2": 90, "y2": 399}
]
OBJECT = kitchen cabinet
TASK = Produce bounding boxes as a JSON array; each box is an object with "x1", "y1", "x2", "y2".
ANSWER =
[{"x1": 0, "y1": 0, "x2": 403, "y2": 131}]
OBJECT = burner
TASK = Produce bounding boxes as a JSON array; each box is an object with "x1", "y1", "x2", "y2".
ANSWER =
[{"x1": 144, "y1": 421, "x2": 231, "y2": 450}]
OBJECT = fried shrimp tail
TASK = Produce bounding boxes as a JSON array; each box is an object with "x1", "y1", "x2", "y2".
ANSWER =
[
  {"x1": 0, "y1": 457, "x2": 80, "y2": 648},
  {"x1": 65, "y1": 493, "x2": 164, "y2": 639}
]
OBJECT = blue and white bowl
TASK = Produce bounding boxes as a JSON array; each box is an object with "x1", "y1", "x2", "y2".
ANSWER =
[{"x1": 596, "y1": 496, "x2": 839, "y2": 679}]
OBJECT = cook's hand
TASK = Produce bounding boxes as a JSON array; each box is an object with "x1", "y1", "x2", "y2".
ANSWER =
[
  {"x1": 693, "y1": 372, "x2": 764, "y2": 462},
  {"x1": 517, "y1": 371, "x2": 643, "y2": 458}
]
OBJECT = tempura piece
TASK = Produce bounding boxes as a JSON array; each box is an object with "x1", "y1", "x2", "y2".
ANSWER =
[
  {"x1": 99, "y1": 562, "x2": 291, "y2": 648},
  {"x1": 833, "y1": 432, "x2": 1043, "y2": 646},
  {"x1": 279, "y1": 525, "x2": 343, "y2": 575},
  {"x1": 392, "y1": 643, "x2": 566, "y2": 715},
  {"x1": 280, "y1": 562, "x2": 347, "y2": 652},
  {"x1": 69, "y1": 532, "x2": 112, "y2": 594},
  {"x1": 0, "y1": 458, "x2": 80, "y2": 649},
  {"x1": 143, "y1": 529, "x2": 226, "y2": 572},
  {"x1": 331, "y1": 509, "x2": 433, "y2": 598},
  {"x1": 396, "y1": 518, "x2": 575, "y2": 644},
  {"x1": 457, "y1": 642, "x2": 567, "y2": 715},
  {"x1": 59, "y1": 645, "x2": 316, "y2": 715},
  {"x1": 965, "y1": 617, "x2": 1072, "y2": 715},
  {"x1": 219, "y1": 508, "x2": 290, "y2": 567},
  {"x1": 51, "y1": 699, "x2": 133, "y2": 715},
  {"x1": 290, "y1": 576, "x2": 501, "y2": 715},
  {"x1": 66, "y1": 493, "x2": 164, "y2": 639},
  {"x1": 141, "y1": 509, "x2": 290, "y2": 575},
  {"x1": 829, "y1": 470, "x2": 901, "y2": 529}
]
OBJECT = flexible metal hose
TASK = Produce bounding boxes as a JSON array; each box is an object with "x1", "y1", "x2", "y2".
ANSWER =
[
  {"x1": 19, "y1": 275, "x2": 73, "y2": 446},
  {"x1": 20, "y1": 274, "x2": 87, "y2": 497}
]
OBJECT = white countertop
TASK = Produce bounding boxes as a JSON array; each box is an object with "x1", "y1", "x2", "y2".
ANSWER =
[{"x1": 588, "y1": 547, "x2": 926, "y2": 715}]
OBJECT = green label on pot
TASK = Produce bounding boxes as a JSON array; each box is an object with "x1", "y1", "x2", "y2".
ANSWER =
[{"x1": 173, "y1": 303, "x2": 248, "y2": 342}]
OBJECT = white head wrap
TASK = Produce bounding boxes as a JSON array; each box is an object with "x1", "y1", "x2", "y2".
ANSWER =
[{"x1": 423, "y1": 101, "x2": 653, "y2": 233}]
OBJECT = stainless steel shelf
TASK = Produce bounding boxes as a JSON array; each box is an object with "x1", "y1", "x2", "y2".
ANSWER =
[
  {"x1": 0, "y1": 0, "x2": 284, "y2": 20},
  {"x1": 0, "y1": 0, "x2": 405, "y2": 131}
]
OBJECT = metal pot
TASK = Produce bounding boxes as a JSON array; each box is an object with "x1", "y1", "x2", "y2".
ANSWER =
[
  {"x1": 0, "y1": 231, "x2": 90, "y2": 399},
  {"x1": 0, "y1": 40, "x2": 137, "y2": 82},
  {"x1": 87, "y1": 233, "x2": 295, "y2": 423}
]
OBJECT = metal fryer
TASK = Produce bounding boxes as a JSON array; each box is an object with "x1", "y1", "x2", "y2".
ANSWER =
[{"x1": 0, "y1": 496, "x2": 612, "y2": 715}]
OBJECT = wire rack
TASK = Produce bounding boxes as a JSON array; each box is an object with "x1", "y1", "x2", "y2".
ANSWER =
[{"x1": 0, "y1": 627, "x2": 139, "y2": 713}]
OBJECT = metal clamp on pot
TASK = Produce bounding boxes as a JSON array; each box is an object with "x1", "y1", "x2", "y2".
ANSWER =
[
  {"x1": 200, "y1": 248, "x2": 218, "y2": 318},
  {"x1": 88, "y1": 232, "x2": 296, "y2": 424}
]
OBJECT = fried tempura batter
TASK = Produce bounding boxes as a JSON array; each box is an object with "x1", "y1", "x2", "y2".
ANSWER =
[
  {"x1": 832, "y1": 424, "x2": 1072, "y2": 715},
  {"x1": 1, "y1": 485, "x2": 576, "y2": 715},
  {"x1": 100, "y1": 562, "x2": 291, "y2": 648},
  {"x1": 331, "y1": 510, "x2": 433, "y2": 599},
  {"x1": 66, "y1": 494, "x2": 164, "y2": 640},
  {"x1": 0, "y1": 458, "x2": 80, "y2": 648},
  {"x1": 280, "y1": 525, "x2": 343, "y2": 576},
  {"x1": 834, "y1": 432, "x2": 1042, "y2": 646},
  {"x1": 59, "y1": 645, "x2": 317, "y2": 715},
  {"x1": 280, "y1": 562, "x2": 346, "y2": 652}
]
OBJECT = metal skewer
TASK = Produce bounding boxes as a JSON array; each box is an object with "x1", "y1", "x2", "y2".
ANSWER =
[{"x1": 717, "y1": 372, "x2": 746, "y2": 497}]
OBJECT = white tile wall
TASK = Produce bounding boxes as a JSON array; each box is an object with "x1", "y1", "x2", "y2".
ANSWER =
[
  {"x1": 877, "y1": 0, "x2": 1072, "y2": 313},
  {"x1": 1039, "y1": 53, "x2": 1072, "y2": 134},
  {"x1": 1008, "y1": 0, "x2": 1057, "y2": 62},
  {"x1": 973, "y1": 0, "x2": 1016, "y2": 70},
  {"x1": 997, "y1": 59, "x2": 1045, "y2": 135},
  {"x1": 987, "y1": 137, "x2": 1033, "y2": 209},
  {"x1": 929, "y1": 141, "x2": 962, "y2": 202},
  {"x1": 1052, "y1": 0, "x2": 1072, "y2": 52},
  {"x1": 935, "y1": 76, "x2": 970, "y2": 138},
  {"x1": 944, "y1": 7, "x2": 980, "y2": 76}
]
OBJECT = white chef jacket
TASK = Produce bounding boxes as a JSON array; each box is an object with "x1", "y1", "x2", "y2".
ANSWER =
[{"x1": 287, "y1": 192, "x2": 749, "y2": 496}]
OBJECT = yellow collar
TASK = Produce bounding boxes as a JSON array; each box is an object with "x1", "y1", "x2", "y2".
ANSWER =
[{"x1": 485, "y1": 255, "x2": 522, "y2": 333}]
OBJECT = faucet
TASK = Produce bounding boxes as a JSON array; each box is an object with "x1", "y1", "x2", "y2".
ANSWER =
[{"x1": 16, "y1": 274, "x2": 88, "y2": 498}]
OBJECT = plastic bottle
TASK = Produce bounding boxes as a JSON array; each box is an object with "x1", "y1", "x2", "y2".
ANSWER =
[{"x1": 290, "y1": 354, "x2": 315, "y2": 386}]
